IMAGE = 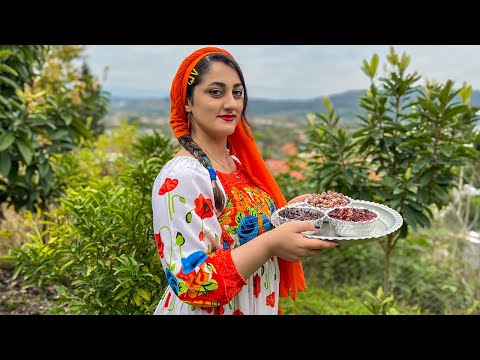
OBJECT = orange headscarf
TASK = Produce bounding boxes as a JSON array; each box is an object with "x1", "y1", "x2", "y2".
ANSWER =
[{"x1": 169, "y1": 46, "x2": 306, "y2": 301}]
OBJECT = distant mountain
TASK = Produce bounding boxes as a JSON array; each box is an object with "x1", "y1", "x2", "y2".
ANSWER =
[
  {"x1": 107, "y1": 89, "x2": 365, "y2": 121},
  {"x1": 106, "y1": 89, "x2": 480, "y2": 124},
  {"x1": 106, "y1": 88, "x2": 169, "y2": 99},
  {"x1": 109, "y1": 96, "x2": 171, "y2": 117}
]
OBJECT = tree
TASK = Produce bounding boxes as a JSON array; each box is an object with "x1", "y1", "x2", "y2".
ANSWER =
[
  {"x1": 306, "y1": 47, "x2": 480, "y2": 294},
  {"x1": 0, "y1": 45, "x2": 110, "y2": 221}
]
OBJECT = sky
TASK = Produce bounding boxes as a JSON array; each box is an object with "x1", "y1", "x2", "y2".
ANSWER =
[{"x1": 84, "y1": 45, "x2": 480, "y2": 100}]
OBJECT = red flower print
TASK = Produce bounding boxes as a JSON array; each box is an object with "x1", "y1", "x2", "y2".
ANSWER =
[
  {"x1": 194, "y1": 194, "x2": 214, "y2": 219},
  {"x1": 221, "y1": 232, "x2": 234, "y2": 250},
  {"x1": 233, "y1": 309, "x2": 244, "y2": 315},
  {"x1": 154, "y1": 233, "x2": 164, "y2": 258},
  {"x1": 164, "y1": 292, "x2": 172, "y2": 308},
  {"x1": 253, "y1": 274, "x2": 261, "y2": 298},
  {"x1": 199, "y1": 231, "x2": 204, "y2": 241},
  {"x1": 214, "y1": 305, "x2": 225, "y2": 315},
  {"x1": 158, "y1": 178, "x2": 178, "y2": 195},
  {"x1": 266, "y1": 292, "x2": 275, "y2": 308}
]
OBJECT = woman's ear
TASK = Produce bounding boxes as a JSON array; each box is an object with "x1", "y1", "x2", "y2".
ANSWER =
[{"x1": 185, "y1": 98, "x2": 191, "y2": 113}]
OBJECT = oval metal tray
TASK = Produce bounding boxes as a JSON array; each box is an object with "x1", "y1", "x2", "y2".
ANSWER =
[{"x1": 271, "y1": 200, "x2": 403, "y2": 242}]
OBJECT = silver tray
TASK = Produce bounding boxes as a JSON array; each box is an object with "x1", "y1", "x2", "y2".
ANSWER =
[{"x1": 271, "y1": 200, "x2": 403, "y2": 242}]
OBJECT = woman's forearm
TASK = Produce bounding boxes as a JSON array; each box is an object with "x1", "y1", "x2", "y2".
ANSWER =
[{"x1": 230, "y1": 231, "x2": 275, "y2": 279}]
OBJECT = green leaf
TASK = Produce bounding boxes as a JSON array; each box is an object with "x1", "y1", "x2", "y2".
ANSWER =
[
  {"x1": 376, "y1": 287, "x2": 384, "y2": 299},
  {"x1": 60, "y1": 260, "x2": 75, "y2": 272},
  {"x1": 38, "y1": 161, "x2": 50, "y2": 177},
  {"x1": 402, "y1": 205, "x2": 418, "y2": 229},
  {"x1": 0, "y1": 75, "x2": 21, "y2": 91},
  {"x1": 0, "y1": 64, "x2": 19, "y2": 77},
  {"x1": 0, "y1": 151, "x2": 11, "y2": 177},
  {"x1": 113, "y1": 288, "x2": 130, "y2": 301},
  {"x1": 439, "y1": 144, "x2": 452, "y2": 157},
  {"x1": 393, "y1": 187, "x2": 403, "y2": 195},
  {"x1": 61, "y1": 113, "x2": 73, "y2": 126},
  {"x1": 50, "y1": 129, "x2": 71, "y2": 141},
  {"x1": 0, "y1": 94, "x2": 12, "y2": 110},
  {"x1": 137, "y1": 288, "x2": 150, "y2": 301},
  {"x1": 0, "y1": 50, "x2": 16, "y2": 57},
  {"x1": 15, "y1": 138, "x2": 33, "y2": 165},
  {"x1": 0, "y1": 132, "x2": 15, "y2": 151},
  {"x1": 419, "y1": 172, "x2": 433, "y2": 187},
  {"x1": 432, "y1": 185, "x2": 450, "y2": 204},
  {"x1": 370, "y1": 54, "x2": 379, "y2": 77},
  {"x1": 201, "y1": 280, "x2": 218, "y2": 292},
  {"x1": 133, "y1": 292, "x2": 141, "y2": 306},
  {"x1": 175, "y1": 232, "x2": 185, "y2": 246}
]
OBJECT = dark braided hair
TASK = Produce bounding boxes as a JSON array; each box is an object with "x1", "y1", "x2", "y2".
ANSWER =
[
  {"x1": 179, "y1": 52, "x2": 252, "y2": 212},
  {"x1": 178, "y1": 135, "x2": 226, "y2": 211}
]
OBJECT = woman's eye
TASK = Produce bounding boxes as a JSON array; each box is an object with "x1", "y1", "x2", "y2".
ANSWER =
[
  {"x1": 209, "y1": 89, "x2": 223, "y2": 96},
  {"x1": 233, "y1": 90, "x2": 244, "y2": 98}
]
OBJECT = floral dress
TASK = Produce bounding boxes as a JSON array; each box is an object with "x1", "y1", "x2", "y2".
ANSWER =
[{"x1": 151, "y1": 156, "x2": 279, "y2": 315}]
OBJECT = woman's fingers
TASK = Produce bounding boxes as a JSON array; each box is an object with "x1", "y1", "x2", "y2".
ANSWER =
[
  {"x1": 283, "y1": 220, "x2": 317, "y2": 233},
  {"x1": 287, "y1": 193, "x2": 311, "y2": 204},
  {"x1": 304, "y1": 237, "x2": 339, "y2": 250}
]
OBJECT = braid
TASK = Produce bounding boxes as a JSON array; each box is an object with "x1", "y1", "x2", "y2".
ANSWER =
[{"x1": 178, "y1": 135, "x2": 226, "y2": 212}]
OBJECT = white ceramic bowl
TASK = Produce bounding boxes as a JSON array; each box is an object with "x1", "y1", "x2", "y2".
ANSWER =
[
  {"x1": 327, "y1": 207, "x2": 380, "y2": 237},
  {"x1": 277, "y1": 205, "x2": 327, "y2": 228}
]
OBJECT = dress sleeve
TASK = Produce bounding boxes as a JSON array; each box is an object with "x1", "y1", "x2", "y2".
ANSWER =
[{"x1": 152, "y1": 160, "x2": 247, "y2": 308}]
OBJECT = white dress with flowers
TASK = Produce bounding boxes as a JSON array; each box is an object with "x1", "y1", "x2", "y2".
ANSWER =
[{"x1": 151, "y1": 156, "x2": 280, "y2": 315}]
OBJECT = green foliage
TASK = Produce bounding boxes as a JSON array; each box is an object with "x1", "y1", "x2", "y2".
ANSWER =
[
  {"x1": 305, "y1": 99, "x2": 373, "y2": 199},
  {"x1": 280, "y1": 287, "x2": 372, "y2": 315},
  {"x1": 299, "y1": 224, "x2": 477, "y2": 314},
  {"x1": 0, "y1": 45, "x2": 110, "y2": 217},
  {"x1": 362, "y1": 286, "x2": 400, "y2": 315},
  {"x1": 304, "y1": 46, "x2": 480, "y2": 294},
  {"x1": 279, "y1": 284, "x2": 423, "y2": 315},
  {"x1": 389, "y1": 228, "x2": 477, "y2": 314},
  {"x1": 354, "y1": 48, "x2": 479, "y2": 236},
  {"x1": 307, "y1": 47, "x2": 479, "y2": 237},
  {"x1": 12, "y1": 127, "x2": 178, "y2": 314}
]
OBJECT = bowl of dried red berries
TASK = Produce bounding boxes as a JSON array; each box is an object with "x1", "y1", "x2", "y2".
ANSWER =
[
  {"x1": 276, "y1": 205, "x2": 327, "y2": 227},
  {"x1": 327, "y1": 207, "x2": 379, "y2": 237},
  {"x1": 305, "y1": 190, "x2": 352, "y2": 210}
]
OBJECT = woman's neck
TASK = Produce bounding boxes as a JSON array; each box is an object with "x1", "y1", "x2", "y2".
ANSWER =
[
  {"x1": 191, "y1": 135, "x2": 233, "y2": 172},
  {"x1": 191, "y1": 135, "x2": 228, "y2": 159}
]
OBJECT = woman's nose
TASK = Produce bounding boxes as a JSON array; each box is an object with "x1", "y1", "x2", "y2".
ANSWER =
[{"x1": 224, "y1": 93, "x2": 239, "y2": 110}]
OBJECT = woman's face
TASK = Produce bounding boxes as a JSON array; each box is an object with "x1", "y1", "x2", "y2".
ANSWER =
[{"x1": 185, "y1": 62, "x2": 244, "y2": 140}]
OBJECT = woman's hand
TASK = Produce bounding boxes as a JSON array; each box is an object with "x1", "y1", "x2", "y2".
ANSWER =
[
  {"x1": 287, "y1": 193, "x2": 311, "y2": 205},
  {"x1": 231, "y1": 219, "x2": 338, "y2": 279},
  {"x1": 268, "y1": 221, "x2": 338, "y2": 262}
]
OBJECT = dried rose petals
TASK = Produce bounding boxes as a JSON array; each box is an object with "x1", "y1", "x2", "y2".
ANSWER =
[
  {"x1": 307, "y1": 190, "x2": 351, "y2": 208},
  {"x1": 328, "y1": 207, "x2": 377, "y2": 222},
  {"x1": 278, "y1": 207, "x2": 325, "y2": 221}
]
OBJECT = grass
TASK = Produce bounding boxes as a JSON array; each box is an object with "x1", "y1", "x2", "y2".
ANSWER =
[{"x1": 280, "y1": 286, "x2": 371, "y2": 315}]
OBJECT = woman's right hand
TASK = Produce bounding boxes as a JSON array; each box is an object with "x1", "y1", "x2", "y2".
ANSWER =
[
  {"x1": 268, "y1": 221, "x2": 339, "y2": 262},
  {"x1": 231, "y1": 220, "x2": 339, "y2": 279}
]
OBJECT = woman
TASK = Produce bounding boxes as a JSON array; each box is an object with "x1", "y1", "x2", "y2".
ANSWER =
[{"x1": 151, "y1": 46, "x2": 337, "y2": 315}]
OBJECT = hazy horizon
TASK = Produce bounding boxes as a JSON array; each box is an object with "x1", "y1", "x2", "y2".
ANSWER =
[{"x1": 85, "y1": 45, "x2": 480, "y2": 101}]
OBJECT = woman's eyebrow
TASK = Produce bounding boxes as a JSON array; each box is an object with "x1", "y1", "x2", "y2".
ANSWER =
[{"x1": 207, "y1": 81, "x2": 243, "y2": 88}]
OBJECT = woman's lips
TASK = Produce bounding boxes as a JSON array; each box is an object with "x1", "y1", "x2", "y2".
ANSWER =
[{"x1": 219, "y1": 115, "x2": 235, "y2": 121}]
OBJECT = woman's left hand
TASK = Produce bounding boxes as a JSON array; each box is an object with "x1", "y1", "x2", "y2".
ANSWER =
[{"x1": 287, "y1": 193, "x2": 311, "y2": 205}]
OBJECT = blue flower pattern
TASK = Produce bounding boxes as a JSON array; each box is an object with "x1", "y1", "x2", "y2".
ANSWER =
[
  {"x1": 181, "y1": 251, "x2": 209, "y2": 274},
  {"x1": 238, "y1": 215, "x2": 260, "y2": 245}
]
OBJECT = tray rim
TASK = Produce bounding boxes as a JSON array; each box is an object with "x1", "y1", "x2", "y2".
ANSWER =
[{"x1": 271, "y1": 199, "x2": 403, "y2": 241}]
